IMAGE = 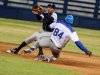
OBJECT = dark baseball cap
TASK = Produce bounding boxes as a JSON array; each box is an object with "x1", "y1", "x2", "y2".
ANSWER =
[{"x1": 48, "y1": 3, "x2": 56, "y2": 9}]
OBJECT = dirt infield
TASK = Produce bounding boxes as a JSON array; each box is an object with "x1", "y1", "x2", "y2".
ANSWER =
[{"x1": 0, "y1": 43, "x2": 100, "y2": 75}]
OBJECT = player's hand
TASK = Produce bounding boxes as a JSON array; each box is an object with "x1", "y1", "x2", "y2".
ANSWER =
[{"x1": 86, "y1": 51, "x2": 92, "y2": 57}]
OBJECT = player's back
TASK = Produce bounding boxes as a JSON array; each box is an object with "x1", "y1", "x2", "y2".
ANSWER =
[{"x1": 51, "y1": 20, "x2": 74, "y2": 48}]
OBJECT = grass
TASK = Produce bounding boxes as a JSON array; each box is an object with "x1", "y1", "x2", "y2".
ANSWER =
[
  {"x1": 0, "y1": 18, "x2": 40, "y2": 44},
  {"x1": 0, "y1": 18, "x2": 82, "y2": 75},
  {"x1": 0, "y1": 54, "x2": 81, "y2": 75}
]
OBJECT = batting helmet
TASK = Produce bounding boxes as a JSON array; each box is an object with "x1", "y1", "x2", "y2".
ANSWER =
[{"x1": 65, "y1": 15, "x2": 74, "y2": 24}]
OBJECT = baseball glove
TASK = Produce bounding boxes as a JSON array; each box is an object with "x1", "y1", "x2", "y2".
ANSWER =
[{"x1": 32, "y1": 4, "x2": 44, "y2": 14}]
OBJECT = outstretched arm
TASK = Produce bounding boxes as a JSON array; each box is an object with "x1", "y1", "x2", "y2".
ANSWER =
[
  {"x1": 69, "y1": 32, "x2": 92, "y2": 57},
  {"x1": 32, "y1": 4, "x2": 44, "y2": 21},
  {"x1": 75, "y1": 41, "x2": 92, "y2": 57}
]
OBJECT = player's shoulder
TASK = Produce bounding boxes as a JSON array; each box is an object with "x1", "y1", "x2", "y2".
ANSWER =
[
  {"x1": 56, "y1": 20, "x2": 76, "y2": 32},
  {"x1": 53, "y1": 12, "x2": 57, "y2": 15},
  {"x1": 52, "y1": 12, "x2": 57, "y2": 16},
  {"x1": 67, "y1": 25, "x2": 75, "y2": 33}
]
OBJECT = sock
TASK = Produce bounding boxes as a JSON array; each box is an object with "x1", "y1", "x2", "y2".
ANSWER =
[
  {"x1": 17, "y1": 41, "x2": 27, "y2": 52},
  {"x1": 30, "y1": 47, "x2": 35, "y2": 51},
  {"x1": 38, "y1": 47, "x2": 43, "y2": 55}
]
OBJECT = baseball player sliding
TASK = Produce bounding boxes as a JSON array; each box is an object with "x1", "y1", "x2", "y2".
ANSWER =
[
  {"x1": 7, "y1": 3, "x2": 57, "y2": 55},
  {"x1": 24, "y1": 15, "x2": 92, "y2": 62}
]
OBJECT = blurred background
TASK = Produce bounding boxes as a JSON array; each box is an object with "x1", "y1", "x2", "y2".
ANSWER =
[{"x1": 0, "y1": 0, "x2": 100, "y2": 29}]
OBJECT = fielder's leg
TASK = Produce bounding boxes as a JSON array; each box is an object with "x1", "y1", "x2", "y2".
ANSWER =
[
  {"x1": 7, "y1": 32, "x2": 39, "y2": 54},
  {"x1": 6, "y1": 41, "x2": 27, "y2": 54},
  {"x1": 37, "y1": 46, "x2": 45, "y2": 60},
  {"x1": 37, "y1": 47, "x2": 44, "y2": 56}
]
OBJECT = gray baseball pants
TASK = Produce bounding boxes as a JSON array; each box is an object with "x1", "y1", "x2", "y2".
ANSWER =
[
  {"x1": 24, "y1": 29, "x2": 51, "y2": 45},
  {"x1": 31, "y1": 33, "x2": 61, "y2": 58}
]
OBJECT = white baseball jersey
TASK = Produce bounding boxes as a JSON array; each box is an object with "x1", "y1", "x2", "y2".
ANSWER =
[{"x1": 51, "y1": 21, "x2": 79, "y2": 48}]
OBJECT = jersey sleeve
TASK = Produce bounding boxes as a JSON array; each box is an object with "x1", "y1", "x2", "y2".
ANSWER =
[
  {"x1": 36, "y1": 14, "x2": 43, "y2": 20},
  {"x1": 75, "y1": 41, "x2": 89, "y2": 53},
  {"x1": 69, "y1": 32, "x2": 89, "y2": 53},
  {"x1": 40, "y1": 14, "x2": 44, "y2": 20},
  {"x1": 69, "y1": 32, "x2": 79, "y2": 42},
  {"x1": 35, "y1": 13, "x2": 47, "y2": 21}
]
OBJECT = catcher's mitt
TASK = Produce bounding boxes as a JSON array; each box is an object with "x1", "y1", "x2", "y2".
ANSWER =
[{"x1": 32, "y1": 4, "x2": 44, "y2": 14}]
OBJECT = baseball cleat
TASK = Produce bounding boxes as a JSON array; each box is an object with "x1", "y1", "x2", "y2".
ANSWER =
[
  {"x1": 23, "y1": 49, "x2": 32, "y2": 53},
  {"x1": 43, "y1": 57, "x2": 51, "y2": 62},
  {"x1": 6, "y1": 50, "x2": 12, "y2": 53},
  {"x1": 6, "y1": 48, "x2": 18, "y2": 54},
  {"x1": 43, "y1": 56, "x2": 57, "y2": 62}
]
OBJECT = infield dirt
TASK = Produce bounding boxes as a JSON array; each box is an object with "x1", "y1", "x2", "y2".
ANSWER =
[{"x1": 0, "y1": 43, "x2": 100, "y2": 75}]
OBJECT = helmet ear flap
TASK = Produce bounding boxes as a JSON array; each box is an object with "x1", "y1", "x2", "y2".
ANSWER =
[{"x1": 65, "y1": 15, "x2": 74, "y2": 24}]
